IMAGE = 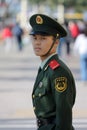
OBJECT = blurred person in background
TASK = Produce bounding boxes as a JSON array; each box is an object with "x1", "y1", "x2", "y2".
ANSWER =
[
  {"x1": 29, "y1": 14, "x2": 76, "y2": 130},
  {"x1": 64, "y1": 20, "x2": 72, "y2": 56},
  {"x1": 69, "y1": 21, "x2": 79, "y2": 42},
  {"x1": 2, "y1": 24, "x2": 13, "y2": 52},
  {"x1": 74, "y1": 25, "x2": 87, "y2": 81},
  {"x1": 57, "y1": 37, "x2": 64, "y2": 56},
  {"x1": 57, "y1": 21, "x2": 72, "y2": 57},
  {"x1": 0, "y1": 24, "x2": 3, "y2": 44},
  {"x1": 0, "y1": 30, "x2": 3, "y2": 44},
  {"x1": 77, "y1": 20, "x2": 85, "y2": 34},
  {"x1": 12, "y1": 22, "x2": 24, "y2": 51}
]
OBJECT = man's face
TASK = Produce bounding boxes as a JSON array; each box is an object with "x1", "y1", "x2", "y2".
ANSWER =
[{"x1": 31, "y1": 34, "x2": 57, "y2": 59}]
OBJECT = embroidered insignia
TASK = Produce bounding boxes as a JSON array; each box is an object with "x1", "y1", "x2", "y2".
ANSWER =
[
  {"x1": 44, "y1": 65, "x2": 48, "y2": 71},
  {"x1": 55, "y1": 77, "x2": 67, "y2": 92},
  {"x1": 49, "y1": 60, "x2": 60, "y2": 70},
  {"x1": 36, "y1": 15, "x2": 43, "y2": 24}
]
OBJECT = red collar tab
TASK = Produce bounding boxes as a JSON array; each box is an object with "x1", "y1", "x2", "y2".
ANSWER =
[{"x1": 49, "y1": 60, "x2": 60, "y2": 70}]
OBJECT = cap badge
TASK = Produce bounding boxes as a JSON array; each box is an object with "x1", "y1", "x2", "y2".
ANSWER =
[{"x1": 36, "y1": 15, "x2": 43, "y2": 24}]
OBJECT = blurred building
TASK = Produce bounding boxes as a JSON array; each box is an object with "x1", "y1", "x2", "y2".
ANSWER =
[
  {"x1": 0, "y1": 0, "x2": 87, "y2": 29},
  {"x1": 0, "y1": 0, "x2": 7, "y2": 19},
  {"x1": 0, "y1": 0, "x2": 21, "y2": 26}
]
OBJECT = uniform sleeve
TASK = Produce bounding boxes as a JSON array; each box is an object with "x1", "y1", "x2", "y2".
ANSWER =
[{"x1": 50, "y1": 68, "x2": 76, "y2": 130}]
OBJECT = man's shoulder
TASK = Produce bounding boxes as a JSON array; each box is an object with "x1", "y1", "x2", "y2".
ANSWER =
[{"x1": 48, "y1": 59, "x2": 60, "y2": 70}]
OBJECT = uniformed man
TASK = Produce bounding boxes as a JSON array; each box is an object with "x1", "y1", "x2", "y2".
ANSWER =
[{"x1": 29, "y1": 14, "x2": 76, "y2": 130}]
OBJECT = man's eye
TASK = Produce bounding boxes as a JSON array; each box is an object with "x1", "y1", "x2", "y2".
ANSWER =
[
  {"x1": 41, "y1": 37, "x2": 46, "y2": 40},
  {"x1": 33, "y1": 37, "x2": 37, "y2": 40}
]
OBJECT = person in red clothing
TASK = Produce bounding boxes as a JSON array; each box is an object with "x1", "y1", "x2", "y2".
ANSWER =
[
  {"x1": 69, "y1": 21, "x2": 79, "y2": 41},
  {"x1": 2, "y1": 24, "x2": 13, "y2": 52}
]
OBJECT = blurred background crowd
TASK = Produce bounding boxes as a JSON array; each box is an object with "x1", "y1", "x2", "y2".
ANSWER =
[{"x1": 0, "y1": 0, "x2": 87, "y2": 81}]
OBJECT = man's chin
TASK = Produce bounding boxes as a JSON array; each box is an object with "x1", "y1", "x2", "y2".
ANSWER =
[{"x1": 34, "y1": 52, "x2": 41, "y2": 56}]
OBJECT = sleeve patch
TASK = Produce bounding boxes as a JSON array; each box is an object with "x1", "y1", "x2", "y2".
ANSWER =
[
  {"x1": 55, "y1": 77, "x2": 67, "y2": 92},
  {"x1": 49, "y1": 60, "x2": 60, "y2": 70}
]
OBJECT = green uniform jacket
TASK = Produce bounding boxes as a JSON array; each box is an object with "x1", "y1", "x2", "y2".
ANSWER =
[{"x1": 32, "y1": 54, "x2": 76, "y2": 130}]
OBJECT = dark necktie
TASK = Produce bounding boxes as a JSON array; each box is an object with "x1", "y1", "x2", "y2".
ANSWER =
[
  {"x1": 35, "y1": 67, "x2": 42, "y2": 82},
  {"x1": 38, "y1": 67, "x2": 42, "y2": 74}
]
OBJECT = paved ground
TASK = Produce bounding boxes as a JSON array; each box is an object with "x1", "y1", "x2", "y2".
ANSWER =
[
  {"x1": 0, "y1": 118, "x2": 87, "y2": 130},
  {"x1": 0, "y1": 42, "x2": 87, "y2": 121}
]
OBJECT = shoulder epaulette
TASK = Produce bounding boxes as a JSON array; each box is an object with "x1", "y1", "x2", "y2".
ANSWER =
[{"x1": 49, "y1": 60, "x2": 60, "y2": 70}]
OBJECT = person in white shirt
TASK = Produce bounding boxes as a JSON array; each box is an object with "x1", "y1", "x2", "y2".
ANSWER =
[{"x1": 74, "y1": 26, "x2": 87, "y2": 81}]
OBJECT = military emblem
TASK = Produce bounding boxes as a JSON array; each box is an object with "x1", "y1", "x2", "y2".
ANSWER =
[
  {"x1": 55, "y1": 77, "x2": 67, "y2": 92},
  {"x1": 36, "y1": 15, "x2": 43, "y2": 24}
]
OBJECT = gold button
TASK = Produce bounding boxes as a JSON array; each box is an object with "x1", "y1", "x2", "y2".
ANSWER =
[
  {"x1": 32, "y1": 95, "x2": 35, "y2": 98},
  {"x1": 33, "y1": 107, "x2": 35, "y2": 110},
  {"x1": 39, "y1": 93, "x2": 41, "y2": 97}
]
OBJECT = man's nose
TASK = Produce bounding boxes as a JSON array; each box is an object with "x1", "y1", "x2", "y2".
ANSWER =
[{"x1": 35, "y1": 39, "x2": 41, "y2": 44}]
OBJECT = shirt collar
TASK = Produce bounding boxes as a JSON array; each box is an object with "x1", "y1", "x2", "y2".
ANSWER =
[{"x1": 40, "y1": 53, "x2": 57, "y2": 69}]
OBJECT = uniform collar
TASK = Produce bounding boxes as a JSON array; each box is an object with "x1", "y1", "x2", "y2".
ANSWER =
[{"x1": 40, "y1": 53, "x2": 57, "y2": 69}]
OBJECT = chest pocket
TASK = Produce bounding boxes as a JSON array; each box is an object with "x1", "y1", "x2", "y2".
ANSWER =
[{"x1": 34, "y1": 77, "x2": 50, "y2": 98}]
